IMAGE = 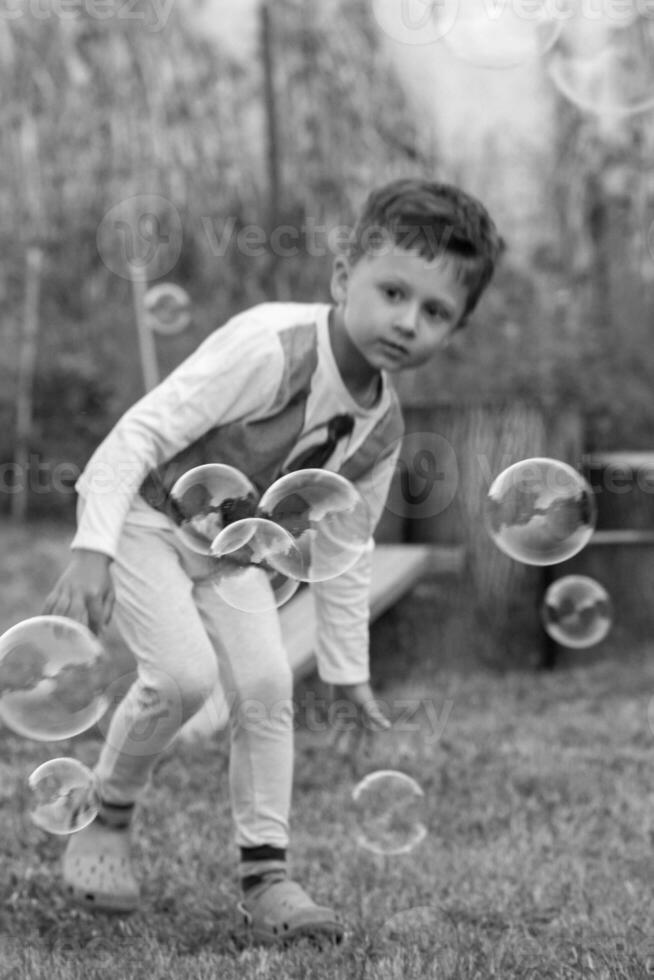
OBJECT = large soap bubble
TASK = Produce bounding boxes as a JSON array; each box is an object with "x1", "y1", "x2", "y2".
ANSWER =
[
  {"x1": 542, "y1": 575, "x2": 613, "y2": 649},
  {"x1": 484, "y1": 457, "x2": 596, "y2": 566},
  {"x1": 0, "y1": 616, "x2": 112, "y2": 741},
  {"x1": 28, "y1": 757, "x2": 98, "y2": 835},
  {"x1": 210, "y1": 517, "x2": 302, "y2": 612},
  {"x1": 169, "y1": 464, "x2": 259, "y2": 555},
  {"x1": 258, "y1": 469, "x2": 370, "y2": 582},
  {"x1": 351, "y1": 769, "x2": 427, "y2": 856}
]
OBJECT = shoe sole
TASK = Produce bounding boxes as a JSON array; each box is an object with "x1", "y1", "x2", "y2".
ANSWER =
[
  {"x1": 65, "y1": 882, "x2": 140, "y2": 914},
  {"x1": 238, "y1": 917, "x2": 344, "y2": 947}
]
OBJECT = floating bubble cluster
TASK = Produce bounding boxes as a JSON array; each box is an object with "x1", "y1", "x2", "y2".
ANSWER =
[
  {"x1": 484, "y1": 458, "x2": 596, "y2": 566},
  {"x1": 542, "y1": 575, "x2": 613, "y2": 649},
  {"x1": 0, "y1": 616, "x2": 112, "y2": 741},
  {"x1": 168, "y1": 464, "x2": 370, "y2": 611}
]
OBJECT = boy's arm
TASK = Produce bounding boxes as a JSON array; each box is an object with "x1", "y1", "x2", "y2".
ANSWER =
[
  {"x1": 44, "y1": 314, "x2": 285, "y2": 632},
  {"x1": 71, "y1": 315, "x2": 285, "y2": 560},
  {"x1": 310, "y1": 444, "x2": 401, "y2": 725}
]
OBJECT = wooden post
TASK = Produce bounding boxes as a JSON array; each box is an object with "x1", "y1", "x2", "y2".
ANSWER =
[
  {"x1": 260, "y1": 0, "x2": 281, "y2": 298},
  {"x1": 12, "y1": 245, "x2": 44, "y2": 522},
  {"x1": 130, "y1": 269, "x2": 159, "y2": 392}
]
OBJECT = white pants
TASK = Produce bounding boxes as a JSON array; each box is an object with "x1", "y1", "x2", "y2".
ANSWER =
[{"x1": 95, "y1": 517, "x2": 294, "y2": 849}]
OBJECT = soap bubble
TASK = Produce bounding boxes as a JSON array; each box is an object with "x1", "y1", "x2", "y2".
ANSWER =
[
  {"x1": 28, "y1": 757, "x2": 98, "y2": 835},
  {"x1": 484, "y1": 457, "x2": 596, "y2": 566},
  {"x1": 548, "y1": 16, "x2": 654, "y2": 117},
  {"x1": 210, "y1": 517, "x2": 302, "y2": 612},
  {"x1": 352, "y1": 769, "x2": 427, "y2": 856},
  {"x1": 542, "y1": 575, "x2": 613, "y2": 649},
  {"x1": 440, "y1": 0, "x2": 562, "y2": 69},
  {"x1": 0, "y1": 616, "x2": 112, "y2": 741},
  {"x1": 144, "y1": 282, "x2": 191, "y2": 335},
  {"x1": 169, "y1": 464, "x2": 259, "y2": 555},
  {"x1": 258, "y1": 469, "x2": 370, "y2": 582}
]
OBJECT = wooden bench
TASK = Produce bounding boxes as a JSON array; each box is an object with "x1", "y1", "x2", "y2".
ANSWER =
[
  {"x1": 179, "y1": 543, "x2": 465, "y2": 740},
  {"x1": 582, "y1": 452, "x2": 654, "y2": 547}
]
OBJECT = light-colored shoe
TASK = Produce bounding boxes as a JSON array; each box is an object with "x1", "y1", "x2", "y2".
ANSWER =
[
  {"x1": 237, "y1": 877, "x2": 344, "y2": 945},
  {"x1": 62, "y1": 818, "x2": 140, "y2": 913}
]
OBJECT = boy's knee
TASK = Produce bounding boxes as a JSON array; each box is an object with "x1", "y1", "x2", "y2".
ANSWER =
[
  {"x1": 249, "y1": 662, "x2": 293, "y2": 704},
  {"x1": 141, "y1": 660, "x2": 219, "y2": 718}
]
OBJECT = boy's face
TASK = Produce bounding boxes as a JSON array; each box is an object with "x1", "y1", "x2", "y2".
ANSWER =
[{"x1": 330, "y1": 246, "x2": 469, "y2": 373}]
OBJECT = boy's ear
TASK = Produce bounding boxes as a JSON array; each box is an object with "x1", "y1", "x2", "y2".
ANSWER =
[{"x1": 330, "y1": 255, "x2": 350, "y2": 304}]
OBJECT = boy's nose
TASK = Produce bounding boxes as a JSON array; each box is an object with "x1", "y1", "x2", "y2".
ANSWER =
[{"x1": 394, "y1": 306, "x2": 419, "y2": 337}]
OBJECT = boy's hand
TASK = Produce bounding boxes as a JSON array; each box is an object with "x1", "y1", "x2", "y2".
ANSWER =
[
  {"x1": 43, "y1": 549, "x2": 115, "y2": 635},
  {"x1": 332, "y1": 682, "x2": 391, "y2": 732},
  {"x1": 329, "y1": 682, "x2": 391, "y2": 777}
]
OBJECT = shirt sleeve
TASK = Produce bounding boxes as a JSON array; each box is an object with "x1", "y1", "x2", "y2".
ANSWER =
[
  {"x1": 310, "y1": 442, "x2": 401, "y2": 685},
  {"x1": 71, "y1": 312, "x2": 285, "y2": 559}
]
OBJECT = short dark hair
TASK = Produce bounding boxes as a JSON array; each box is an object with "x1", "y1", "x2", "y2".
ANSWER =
[{"x1": 347, "y1": 178, "x2": 505, "y2": 323}]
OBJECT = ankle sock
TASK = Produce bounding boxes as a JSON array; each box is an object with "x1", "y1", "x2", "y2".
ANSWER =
[
  {"x1": 95, "y1": 798, "x2": 135, "y2": 830},
  {"x1": 239, "y1": 845, "x2": 287, "y2": 894}
]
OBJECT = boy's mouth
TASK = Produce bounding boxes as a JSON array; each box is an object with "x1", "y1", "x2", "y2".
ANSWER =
[{"x1": 379, "y1": 339, "x2": 409, "y2": 359}]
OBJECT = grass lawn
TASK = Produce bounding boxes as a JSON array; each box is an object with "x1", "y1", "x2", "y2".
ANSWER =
[{"x1": 2, "y1": 518, "x2": 654, "y2": 978}]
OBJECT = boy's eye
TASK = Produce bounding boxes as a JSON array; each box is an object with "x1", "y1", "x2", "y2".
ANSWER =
[{"x1": 382, "y1": 286, "x2": 402, "y2": 300}]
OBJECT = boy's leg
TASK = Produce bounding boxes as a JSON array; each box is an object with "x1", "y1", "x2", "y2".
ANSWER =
[
  {"x1": 194, "y1": 571, "x2": 343, "y2": 943},
  {"x1": 63, "y1": 521, "x2": 221, "y2": 911}
]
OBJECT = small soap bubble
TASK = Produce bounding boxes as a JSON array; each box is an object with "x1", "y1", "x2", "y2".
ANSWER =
[
  {"x1": 484, "y1": 457, "x2": 596, "y2": 566},
  {"x1": 210, "y1": 517, "x2": 302, "y2": 612},
  {"x1": 143, "y1": 282, "x2": 191, "y2": 335},
  {"x1": 542, "y1": 575, "x2": 613, "y2": 649},
  {"x1": 548, "y1": 16, "x2": 654, "y2": 117},
  {"x1": 169, "y1": 464, "x2": 259, "y2": 555},
  {"x1": 28, "y1": 757, "x2": 98, "y2": 835},
  {"x1": 258, "y1": 469, "x2": 370, "y2": 582},
  {"x1": 0, "y1": 616, "x2": 112, "y2": 741},
  {"x1": 352, "y1": 769, "x2": 427, "y2": 856}
]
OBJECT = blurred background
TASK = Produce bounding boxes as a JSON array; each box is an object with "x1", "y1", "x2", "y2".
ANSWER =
[{"x1": 2, "y1": 0, "x2": 654, "y2": 665}]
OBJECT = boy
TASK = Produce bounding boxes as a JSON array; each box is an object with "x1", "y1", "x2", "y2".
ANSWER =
[{"x1": 44, "y1": 178, "x2": 503, "y2": 942}]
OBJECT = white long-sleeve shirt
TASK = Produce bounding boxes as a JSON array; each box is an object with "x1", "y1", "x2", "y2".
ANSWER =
[{"x1": 72, "y1": 302, "x2": 404, "y2": 685}]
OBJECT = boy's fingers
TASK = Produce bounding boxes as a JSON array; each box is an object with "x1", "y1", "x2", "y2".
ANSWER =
[
  {"x1": 361, "y1": 701, "x2": 392, "y2": 731},
  {"x1": 85, "y1": 594, "x2": 104, "y2": 635},
  {"x1": 44, "y1": 588, "x2": 71, "y2": 618},
  {"x1": 101, "y1": 588, "x2": 115, "y2": 627}
]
